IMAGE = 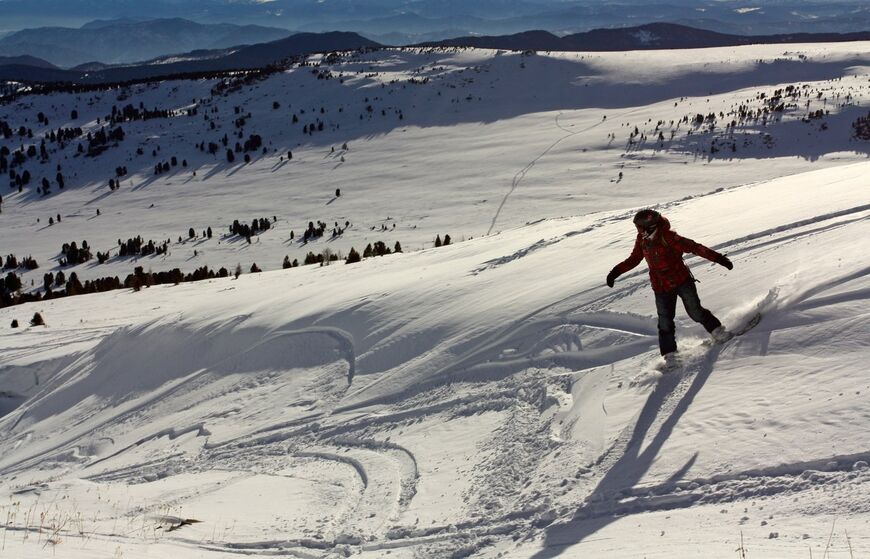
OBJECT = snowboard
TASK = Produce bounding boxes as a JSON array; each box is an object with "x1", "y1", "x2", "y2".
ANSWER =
[
  {"x1": 722, "y1": 312, "x2": 763, "y2": 340},
  {"x1": 656, "y1": 312, "x2": 762, "y2": 373}
]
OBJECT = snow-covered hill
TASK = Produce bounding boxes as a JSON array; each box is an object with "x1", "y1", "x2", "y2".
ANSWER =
[
  {"x1": 1, "y1": 43, "x2": 868, "y2": 292},
  {"x1": 0, "y1": 42, "x2": 869, "y2": 558}
]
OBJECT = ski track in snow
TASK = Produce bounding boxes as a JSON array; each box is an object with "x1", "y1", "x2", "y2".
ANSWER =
[
  {"x1": 486, "y1": 106, "x2": 646, "y2": 236},
  {"x1": 1, "y1": 43, "x2": 869, "y2": 558},
  {"x1": 527, "y1": 259, "x2": 870, "y2": 555},
  {"x1": 2, "y1": 195, "x2": 868, "y2": 557}
]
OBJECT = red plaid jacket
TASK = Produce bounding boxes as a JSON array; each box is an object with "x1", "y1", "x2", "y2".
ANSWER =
[{"x1": 614, "y1": 217, "x2": 723, "y2": 293}]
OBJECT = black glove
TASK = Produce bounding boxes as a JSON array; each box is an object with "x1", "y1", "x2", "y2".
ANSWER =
[
  {"x1": 717, "y1": 255, "x2": 733, "y2": 270},
  {"x1": 606, "y1": 268, "x2": 619, "y2": 288}
]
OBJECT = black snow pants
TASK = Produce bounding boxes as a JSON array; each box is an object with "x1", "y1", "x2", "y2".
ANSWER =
[{"x1": 654, "y1": 279, "x2": 721, "y2": 355}]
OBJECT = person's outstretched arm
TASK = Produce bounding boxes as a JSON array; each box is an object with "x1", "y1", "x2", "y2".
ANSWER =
[
  {"x1": 607, "y1": 236, "x2": 643, "y2": 287},
  {"x1": 670, "y1": 231, "x2": 733, "y2": 269}
]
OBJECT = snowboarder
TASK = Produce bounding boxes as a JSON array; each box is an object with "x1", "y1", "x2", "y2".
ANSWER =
[{"x1": 606, "y1": 209, "x2": 734, "y2": 367}]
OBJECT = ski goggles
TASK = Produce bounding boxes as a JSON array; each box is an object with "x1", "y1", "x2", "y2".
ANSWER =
[
  {"x1": 641, "y1": 227, "x2": 657, "y2": 239},
  {"x1": 633, "y1": 209, "x2": 661, "y2": 234}
]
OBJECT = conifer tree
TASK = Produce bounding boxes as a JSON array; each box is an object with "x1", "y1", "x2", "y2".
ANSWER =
[{"x1": 30, "y1": 312, "x2": 45, "y2": 326}]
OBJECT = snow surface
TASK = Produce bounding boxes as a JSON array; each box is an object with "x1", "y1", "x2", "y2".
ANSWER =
[{"x1": 0, "y1": 42, "x2": 869, "y2": 558}]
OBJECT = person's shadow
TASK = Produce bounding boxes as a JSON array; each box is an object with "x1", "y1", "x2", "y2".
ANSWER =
[{"x1": 531, "y1": 343, "x2": 725, "y2": 558}]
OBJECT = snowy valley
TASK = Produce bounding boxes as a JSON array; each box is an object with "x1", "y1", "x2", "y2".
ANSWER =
[{"x1": 1, "y1": 41, "x2": 869, "y2": 558}]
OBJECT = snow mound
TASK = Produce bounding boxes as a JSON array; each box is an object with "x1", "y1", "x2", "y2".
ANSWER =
[{"x1": 2, "y1": 319, "x2": 354, "y2": 475}]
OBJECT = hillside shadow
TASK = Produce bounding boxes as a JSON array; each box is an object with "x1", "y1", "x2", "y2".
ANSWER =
[
  {"x1": 0, "y1": 318, "x2": 355, "y2": 474},
  {"x1": 338, "y1": 52, "x2": 870, "y2": 125},
  {"x1": 130, "y1": 173, "x2": 162, "y2": 192},
  {"x1": 2, "y1": 183, "x2": 82, "y2": 209},
  {"x1": 83, "y1": 189, "x2": 115, "y2": 205},
  {"x1": 242, "y1": 52, "x2": 870, "y2": 161},
  {"x1": 659, "y1": 104, "x2": 870, "y2": 163},
  {"x1": 530, "y1": 344, "x2": 725, "y2": 558},
  {"x1": 4, "y1": 49, "x2": 867, "y2": 207},
  {"x1": 202, "y1": 160, "x2": 245, "y2": 181},
  {"x1": 226, "y1": 162, "x2": 249, "y2": 177}
]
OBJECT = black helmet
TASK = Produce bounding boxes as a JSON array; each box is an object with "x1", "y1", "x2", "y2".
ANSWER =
[{"x1": 633, "y1": 209, "x2": 661, "y2": 233}]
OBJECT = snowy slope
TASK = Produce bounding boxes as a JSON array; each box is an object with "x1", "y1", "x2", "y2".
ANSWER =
[
  {"x1": 0, "y1": 42, "x2": 869, "y2": 558},
  {"x1": 1, "y1": 42, "x2": 867, "y2": 291}
]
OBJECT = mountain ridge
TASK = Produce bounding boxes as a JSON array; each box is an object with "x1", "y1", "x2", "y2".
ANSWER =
[
  {"x1": 0, "y1": 18, "x2": 295, "y2": 68},
  {"x1": 0, "y1": 31, "x2": 382, "y2": 85},
  {"x1": 422, "y1": 22, "x2": 870, "y2": 52},
  {"x1": 3, "y1": 23, "x2": 870, "y2": 86},
  {"x1": 0, "y1": 54, "x2": 57, "y2": 69}
]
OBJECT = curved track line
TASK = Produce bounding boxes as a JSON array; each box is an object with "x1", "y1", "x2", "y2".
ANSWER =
[
  {"x1": 266, "y1": 327, "x2": 357, "y2": 384},
  {"x1": 297, "y1": 450, "x2": 369, "y2": 487},
  {"x1": 487, "y1": 106, "x2": 645, "y2": 236},
  {"x1": 336, "y1": 312, "x2": 654, "y2": 412},
  {"x1": 1, "y1": 327, "x2": 355, "y2": 476},
  {"x1": 486, "y1": 114, "x2": 584, "y2": 236}
]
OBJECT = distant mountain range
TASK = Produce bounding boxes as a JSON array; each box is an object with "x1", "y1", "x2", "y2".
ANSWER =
[
  {"x1": 0, "y1": 18, "x2": 295, "y2": 68},
  {"x1": 2, "y1": 1, "x2": 870, "y2": 44},
  {"x1": 423, "y1": 23, "x2": 870, "y2": 52},
  {"x1": 0, "y1": 31, "x2": 382, "y2": 85},
  {"x1": 0, "y1": 55, "x2": 58, "y2": 69},
  {"x1": 2, "y1": 23, "x2": 869, "y2": 86}
]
